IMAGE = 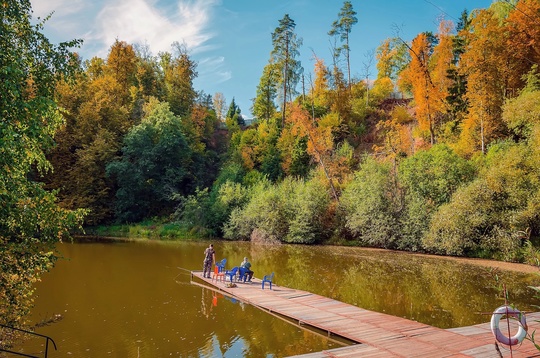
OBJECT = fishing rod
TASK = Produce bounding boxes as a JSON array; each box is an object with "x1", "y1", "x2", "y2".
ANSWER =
[{"x1": 174, "y1": 266, "x2": 195, "y2": 281}]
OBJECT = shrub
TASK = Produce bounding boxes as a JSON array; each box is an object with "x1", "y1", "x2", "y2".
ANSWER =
[
  {"x1": 223, "y1": 177, "x2": 331, "y2": 244},
  {"x1": 340, "y1": 157, "x2": 400, "y2": 248}
]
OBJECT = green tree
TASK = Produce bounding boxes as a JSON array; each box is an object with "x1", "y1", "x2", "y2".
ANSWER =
[
  {"x1": 226, "y1": 97, "x2": 244, "y2": 128},
  {"x1": 328, "y1": 1, "x2": 358, "y2": 88},
  {"x1": 399, "y1": 144, "x2": 475, "y2": 207},
  {"x1": 106, "y1": 99, "x2": 193, "y2": 222},
  {"x1": 252, "y1": 61, "x2": 279, "y2": 121},
  {"x1": 132, "y1": 44, "x2": 165, "y2": 118},
  {"x1": 445, "y1": 10, "x2": 470, "y2": 131},
  {"x1": 0, "y1": 0, "x2": 86, "y2": 334},
  {"x1": 271, "y1": 14, "x2": 303, "y2": 127},
  {"x1": 289, "y1": 136, "x2": 312, "y2": 178}
]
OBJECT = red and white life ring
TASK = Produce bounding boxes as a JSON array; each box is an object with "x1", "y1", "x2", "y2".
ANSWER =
[{"x1": 490, "y1": 305, "x2": 527, "y2": 346}]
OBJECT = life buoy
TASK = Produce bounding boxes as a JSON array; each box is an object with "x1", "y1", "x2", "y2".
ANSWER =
[{"x1": 490, "y1": 305, "x2": 527, "y2": 346}]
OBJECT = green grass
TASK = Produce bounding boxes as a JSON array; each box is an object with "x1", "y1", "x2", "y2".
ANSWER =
[{"x1": 83, "y1": 219, "x2": 212, "y2": 241}]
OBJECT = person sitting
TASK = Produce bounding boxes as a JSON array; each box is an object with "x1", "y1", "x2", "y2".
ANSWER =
[{"x1": 240, "y1": 257, "x2": 254, "y2": 282}]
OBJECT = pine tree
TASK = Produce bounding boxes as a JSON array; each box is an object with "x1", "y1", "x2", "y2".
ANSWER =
[
  {"x1": 226, "y1": 98, "x2": 244, "y2": 128},
  {"x1": 328, "y1": 1, "x2": 358, "y2": 88},
  {"x1": 271, "y1": 14, "x2": 303, "y2": 127},
  {"x1": 252, "y1": 61, "x2": 279, "y2": 121}
]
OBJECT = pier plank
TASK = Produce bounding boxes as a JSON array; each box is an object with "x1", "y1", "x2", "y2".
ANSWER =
[{"x1": 190, "y1": 271, "x2": 540, "y2": 358}]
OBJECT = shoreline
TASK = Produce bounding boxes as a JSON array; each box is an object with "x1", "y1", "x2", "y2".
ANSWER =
[
  {"x1": 72, "y1": 234, "x2": 540, "y2": 274},
  {"x1": 357, "y1": 246, "x2": 540, "y2": 274}
]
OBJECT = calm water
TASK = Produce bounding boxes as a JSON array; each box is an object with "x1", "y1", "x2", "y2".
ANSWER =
[{"x1": 15, "y1": 240, "x2": 540, "y2": 357}]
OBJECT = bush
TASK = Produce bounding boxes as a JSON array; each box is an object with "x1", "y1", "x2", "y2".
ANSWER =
[
  {"x1": 424, "y1": 140, "x2": 540, "y2": 260},
  {"x1": 223, "y1": 177, "x2": 331, "y2": 244},
  {"x1": 398, "y1": 144, "x2": 476, "y2": 250},
  {"x1": 340, "y1": 157, "x2": 400, "y2": 248}
]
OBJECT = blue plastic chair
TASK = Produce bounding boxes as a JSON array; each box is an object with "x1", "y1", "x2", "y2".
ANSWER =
[
  {"x1": 224, "y1": 267, "x2": 239, "y2": 283},
  {"x1": 262, "y1": 272, "x2": 274, "y2": 290},
  {"x1": 238, "y1": 267, "x2": 249, "y2": 282},
  {"x1": 216, "y1": 258, "x2": 227, "y2": 272}
]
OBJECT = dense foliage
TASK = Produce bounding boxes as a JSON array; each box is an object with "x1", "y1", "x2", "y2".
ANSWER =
[
  {"x1": 0, "y1": 0, "x2": 86, "y2": 341},
  {"x1": 40, "y1": 0, "x2": 540, "y2": 264}
]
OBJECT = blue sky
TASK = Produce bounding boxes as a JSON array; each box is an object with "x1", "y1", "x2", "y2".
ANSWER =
[{"x1": 31, "y1": 0, "x2": 493, "y2": 118}]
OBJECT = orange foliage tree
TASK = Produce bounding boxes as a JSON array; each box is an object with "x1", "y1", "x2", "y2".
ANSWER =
[
  {"x1": 458, "y1": 8, "x2": 509, "y2": 155},
  {"x1": 374, "y1": 105, "x2": 416, "y2": 160},
  {"x1": 286, "y1": 103, "x2": 339, "y2": 200},
  {"x1": 506, "y1": 0, "x2": 540, "y2": 91}
]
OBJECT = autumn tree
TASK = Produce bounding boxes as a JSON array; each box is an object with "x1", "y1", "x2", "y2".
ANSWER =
[
  {"x1": 377, "y1": 38, "x2": 409, "y2": 83},
  {"x1": 106, "y1": 39, "x2": 137, "y2": 105},
  {"x1": 161, "y1": 42, "x2": 197, "y2": 117},
  {"x1": 375, "y1": 38, "x2": 409, "y2": 107},
  {"x1": 505, "y1": 0, "x2": 540, "y2": 92},
  {"x1": 187, "y1": 99, "x2": 218, "y2": 149},
  {"x1": 374, "y1": 105, "x2": 416, "y2": 160},
  {"x1": 429, "y1": 20, "x2": 455, "y2": 140},
  {"x1": 287, "y1": 103, "x2": 339, "y2": 200},
  {"x1": 271, "y1": 14, "x2": 303, "y2": 127},
  {"x1": 48, "y1": 50, "x2": 133, "y2": 224},
  {"x1": 328, "y1": 1, "x2": 358, "y2": 88},
  {"x1": 458, "y1": 8, "x2": 509, "y2": 155},
  {"x1": 310, "y1": 57, "x2": 330, "y2": 110},
  {"x1": 399, "y1": 32, "x2": 439, "y2": 145}
]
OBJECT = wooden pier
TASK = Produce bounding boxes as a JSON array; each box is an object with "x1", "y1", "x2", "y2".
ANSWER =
[{"x1": 190, "y1": 271, "x2": 540, "y2": 358}]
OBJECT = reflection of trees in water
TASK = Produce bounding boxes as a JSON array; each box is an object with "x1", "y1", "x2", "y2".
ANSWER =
[
  {"x1": 336, "y1": 252, "x2": 540, "y2": 328},
  {"x1": 219, "y1": 242, "x2": 540, "y2": 329}
]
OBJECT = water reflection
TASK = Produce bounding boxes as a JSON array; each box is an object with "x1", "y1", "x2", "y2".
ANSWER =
[{"x1": 15, "y1": 240, "x2": 540, "y2": 357}]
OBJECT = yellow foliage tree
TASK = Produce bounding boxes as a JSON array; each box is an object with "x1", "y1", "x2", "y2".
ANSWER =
[{"x1": 458, "y1": 8, "x2": 509, "y2": 156}]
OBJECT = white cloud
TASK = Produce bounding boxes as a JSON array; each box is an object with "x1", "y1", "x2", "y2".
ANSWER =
[
  {"x1": 31, "y1": 0, "x2": 86, "y2": 19},
  {"x1": 93, "y1": 0, "x2": 219, "y2": 57},
  {"x1": 197, "y1": 56, "x2": 232, "y2": 83},
  {"x1": 31, "y1": 0, "x2": 94, "y2": 40},
  {"x1": 32, "y1": 0, "x2": 233, "y2": 90}
]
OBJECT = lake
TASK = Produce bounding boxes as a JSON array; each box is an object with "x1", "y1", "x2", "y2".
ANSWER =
[{"x1": 15, "y1": 239, "x2": 540, "y2": 357}]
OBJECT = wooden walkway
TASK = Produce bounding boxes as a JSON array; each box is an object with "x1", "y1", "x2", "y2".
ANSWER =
[{"x1": 190, "y1": 271, "x2": 540, "y2": 358}]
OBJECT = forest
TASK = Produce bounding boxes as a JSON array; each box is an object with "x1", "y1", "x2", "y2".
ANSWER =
[
  {"x1": 2, "y1": 0, "x2": 540, "y2": 335},
  {"x1": 43, "y1": 0, "x2": 540, "y2": 263}
]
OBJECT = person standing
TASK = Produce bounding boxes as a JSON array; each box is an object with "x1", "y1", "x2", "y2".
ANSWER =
[
  {"x1": 203, "y1": 244, "x2": 215, "y2": 278},
  {"x1": 240, "y1": 257, "x2": 254, "y2": 282}
]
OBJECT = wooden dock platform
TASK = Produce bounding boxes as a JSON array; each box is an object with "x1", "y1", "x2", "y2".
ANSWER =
[{"x1": 190, "y1": 271, "x2": 540, "y2": 358}]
